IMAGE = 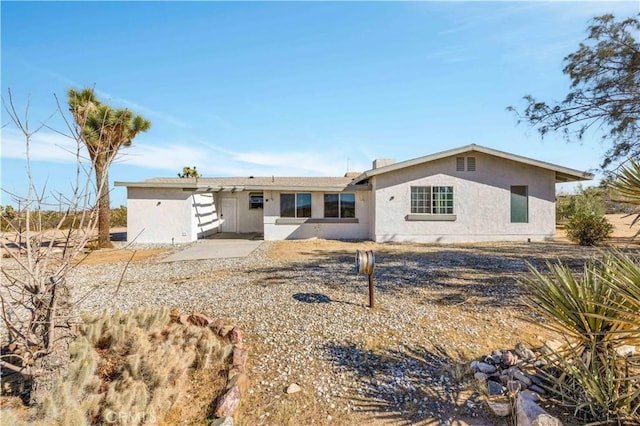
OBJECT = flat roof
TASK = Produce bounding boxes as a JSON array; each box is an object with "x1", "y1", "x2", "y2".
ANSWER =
[{"x1": 114, "y1": 176, "x2": 371, "y2": 192}]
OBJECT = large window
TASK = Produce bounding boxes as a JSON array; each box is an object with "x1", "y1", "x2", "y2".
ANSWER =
[
  {"x1": 324, "y1": 193, "x2": 355, "y2": 218},
  {"x1": 411, "y1": 186, "x2": 454, "y2": 214},
  {"x1": 510, "y1": 186, "x2": 528, "y2": 223},
  {"x1": 280, "y1": 193, "x2": 311, "y2": 218}
]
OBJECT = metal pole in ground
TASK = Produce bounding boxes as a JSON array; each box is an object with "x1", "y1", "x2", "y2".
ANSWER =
[{"x1": 368, "y1": 272, "x2": 374, "y2": 308}]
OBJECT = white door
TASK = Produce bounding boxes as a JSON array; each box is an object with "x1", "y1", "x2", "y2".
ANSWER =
[{"x1": 220, "y1": 198, "x2": 238, "y2": 233}]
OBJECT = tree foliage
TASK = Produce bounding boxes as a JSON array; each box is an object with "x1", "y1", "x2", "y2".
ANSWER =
[
  {"x1": 509, "y1": 14, "x2": 640, "y2": 168},
  {"x1": 67, "y1": 88, "x2": 150, "y2": 248},
  {"x1": 178, "y1": 166, "x2": 200, "y2": 178}
]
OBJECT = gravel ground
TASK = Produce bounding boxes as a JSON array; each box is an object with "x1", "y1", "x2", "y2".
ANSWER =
[{"x1": 2, "y1": 240, "x2": 595, "y2": 425}]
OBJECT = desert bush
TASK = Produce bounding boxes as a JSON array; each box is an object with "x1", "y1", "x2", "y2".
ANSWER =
[
  {"x1": 557, "y1": 185, "x2": 607, "y2": 223},
  {"x1": 564, "y1": 212, "x2": 613, "y2": 245},
  {"x1": 521, "y1": 253, "x2": 640, "y2": 423},
  {"x1": 110, "y1": 205, "x2": 127, "y2": 227}
]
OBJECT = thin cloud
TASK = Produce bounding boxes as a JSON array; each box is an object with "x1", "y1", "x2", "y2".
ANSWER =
[
  {"x1": 94, "y1": 89, "x2": 189, "y2": 129},
  {"x1": 1, "y1": 128, "x2": 88, "y2": 163}
]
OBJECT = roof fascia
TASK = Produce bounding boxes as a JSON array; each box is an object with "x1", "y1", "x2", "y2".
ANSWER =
[{"x1": 352, "y1": 144, "x2": 593, "y2": 183}]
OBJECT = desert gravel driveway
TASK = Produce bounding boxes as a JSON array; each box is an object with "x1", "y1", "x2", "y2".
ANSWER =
[{"x1": 63, "y1": 239, "x2": 594, "y2": 425}]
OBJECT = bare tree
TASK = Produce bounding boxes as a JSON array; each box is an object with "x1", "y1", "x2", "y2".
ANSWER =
[{"x1": 0, "y1": 90, "x2": 112, "y2": 405}]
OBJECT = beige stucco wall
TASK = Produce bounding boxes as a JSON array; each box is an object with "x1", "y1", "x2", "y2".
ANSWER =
[
  {"x1": 263, "y1": 190, "x2": 371, "y2": 240},
  {"x1": 192, "y1": 193, "x2": 219, "y2": 240},
  {"x1": 215, "y1": 192, "x2": 264, "y2": 234},
  {"x1": 372, "y1": 152, "x2": 556, "y2": 243},
  {"x1": 127, "y1": 188, "x2": 195, "y2": 243}
]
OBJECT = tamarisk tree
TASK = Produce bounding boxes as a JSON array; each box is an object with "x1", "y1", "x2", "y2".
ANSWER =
[{"x1": 509, "y1": 14, "x2": 640, "y2": 168}]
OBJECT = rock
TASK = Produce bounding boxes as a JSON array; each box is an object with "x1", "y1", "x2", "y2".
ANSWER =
[
  {"x1": 487, "y1": 400, "x2": 512, "y2": 417},
  {"x1": 491, "y1": 350, "x2": 503, "y2": 364},
  {"x1": 516, "y1": 391, "x2": 563, "y2": 426},
  {"x1": 515, "y1": 343, "x2": 536, "y2": 361},
  {"x1": 474, "y1": 362, "x2": 497, "y2": 374},
  {"x1": 526, "y1": 373, "x2": 544, "y2": 387},
  {"x1": 188, "y1": 312, "x2": 213, "y2": 326},
  {"x1": 286, "y1": 383, "x2": 302, "y2": 394},
  {"x1": 227, "y1": 366, "x2": 243, "y2": 380},
  {"x1": 529, "y1": 384, "x2": 546, "y2": 395},
  {"x1": 487, "y1": 380, "x2": 503, "y2": 396},
  {"x1": 501, "y1": 350, "x2": 517, "y2": 366},
  {"x1": 215, "y1": 385, "x2": 241, "y2": 417},
  {"x1": 474, "y1": 372, "x2": 488, "y2": 382},
  {"x1": 232, "y1": 347, "x2": 249, "y2": 371},
  {"x1": 210, "y1": 417, "x2": 233, "y2": 426},
  {"x1": 511, "y1": 370, "x2": 532, "y2": 387},
  {"x1": 616, "y1": 345, "x2": 636, "y2": 357},
  {"x1": 230, "y1": 327, "x2": 244, "y2": 345},
  {"x1": 226, "y1": 373, "x2": 250, "y2": 396},
  {"x1": 499, "y1": 374, "x2": 509, "y2": 385},
  {"x1": 507, "y1": 380, "x2": 521, "y2": 393},
  {"x1": 543, "y1": 339, "x2": 563, "y2": 353}
]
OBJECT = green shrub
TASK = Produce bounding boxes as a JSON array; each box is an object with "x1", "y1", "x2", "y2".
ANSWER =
[
  {"x1": 564, "y1": 212, "x2": 613, "y2": 245},
  {"x1": 110, "y1": 205, "x2": 127, "y2": 227}
]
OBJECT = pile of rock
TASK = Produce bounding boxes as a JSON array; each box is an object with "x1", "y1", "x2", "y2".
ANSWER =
[
  {"x1": 470, "y1": 342, "x2": 562, "y2": 425},
  {"x1": 171, "y1": 310, "x2": 249, "y2": 426}
]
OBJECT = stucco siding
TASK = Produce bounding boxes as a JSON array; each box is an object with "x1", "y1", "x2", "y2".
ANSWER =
[
  {"x1": 264, "y1": 191, "x2": 371, "y2": 240},
  {"x1": 191, "y1": 193, "x2": 219, "y2": 239},
  {"x1": 127, "y1": 188, "x2": 195, "y2": 243},
  {"x1": 373, "y1": 153, "x2": 556, "y2": 243}
]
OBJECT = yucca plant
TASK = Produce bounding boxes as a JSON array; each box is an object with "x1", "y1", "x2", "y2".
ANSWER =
[{"x1": 521, "y1": 253, "x2": 640, "y2": 423}]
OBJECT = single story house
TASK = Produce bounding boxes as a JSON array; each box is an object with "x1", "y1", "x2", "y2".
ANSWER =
[{"x1": 114, "y1": 144, "x2": 593, "y2": 244}]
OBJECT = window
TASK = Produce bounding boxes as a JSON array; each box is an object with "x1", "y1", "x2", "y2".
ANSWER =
[
  {"x1": 411, "y1": 186, "x2": 454, "y2": 214},
  {"x1": 280, "y1": 193, "x2": 311, "y2": 218},
  {"x1": 456, "y1": 157, "x2": 465, "y2": 172},
  {"x1": 249, "y1": 193, "x2": 263, "y2": 209},
  {"x1": 511, "y1": 186, "x2": 528, "y2": 223},
  {"x1": 324, "y1": 193, "x2": 356, "y2": 218}
]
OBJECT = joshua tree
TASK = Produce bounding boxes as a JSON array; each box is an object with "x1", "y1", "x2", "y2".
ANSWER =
[
  {"x1": 178, "y1": 166, "x2": 200, "y2": 178},
  {"x1": 68, "y1": 88, "x2": 151, "y2": 248}
]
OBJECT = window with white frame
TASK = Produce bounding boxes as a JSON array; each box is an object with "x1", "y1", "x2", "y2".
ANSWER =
[
  {"x1": 324, "y1": 193, "x2": 355, "y2": 218},
  {"x1": 411, "y1": 186, "x2": 454, "y2": 214},
  {"x1": 249, "y1": 192, "x2": 264, "y2": 209},
  {"x1": 280, "y1": 193, "x2": 311, "y2": 218}
]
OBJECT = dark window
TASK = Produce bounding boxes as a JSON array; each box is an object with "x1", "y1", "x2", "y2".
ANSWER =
[
  {"x1": 511, "y1": 186, "x2": 528, "y2": 223},
  {"x1": 280, "y1": 193, "x2": 312, "y2": 218},
  {"x1": 340, "y1": 193, "x2": 356, "y2": 218},
  {"x1": 456, "y1": 157, "x2": 465, "y2": 171},
  {"x1": 249, "y1": 193, "x2": 264, "y2": 209},
  {"x1": 324, "y1": 194, "x2": 339, "y2": 217},
  {"x1": 296, "y1": 193, "x2": 312, "y2": 218},
  {"x1": 324, "y1": 193, "x2": 356, "y2": 218},
  {"x1": 280, "y1": 194, "x2": 295, "y2": 217},
  {"x1": 411, "y1": 186, "x2": 453, "y2": 214}
]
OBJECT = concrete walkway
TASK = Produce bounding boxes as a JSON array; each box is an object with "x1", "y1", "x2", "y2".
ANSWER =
[{"x1": 161, "y1": 238, "x2": 263, "y2": 262}]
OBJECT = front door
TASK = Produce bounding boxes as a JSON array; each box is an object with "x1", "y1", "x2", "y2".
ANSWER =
[{"x1": 220, "y1": 198, "x2": 238, "y2": 233}]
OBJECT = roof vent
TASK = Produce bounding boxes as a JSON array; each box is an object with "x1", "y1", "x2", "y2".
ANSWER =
[{"x1": 373, "y1": 158, "x2": 395, "y2": 169}]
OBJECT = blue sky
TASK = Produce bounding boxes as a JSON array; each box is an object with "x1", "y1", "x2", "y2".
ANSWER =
[{"x1": 2, "y1": 1, "x2": 638, "y2": 208}]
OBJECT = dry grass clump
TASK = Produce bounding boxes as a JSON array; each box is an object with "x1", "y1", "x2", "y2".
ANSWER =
[{"x1": 2, "y1": 307, "x2": 232, "y2": 425}]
